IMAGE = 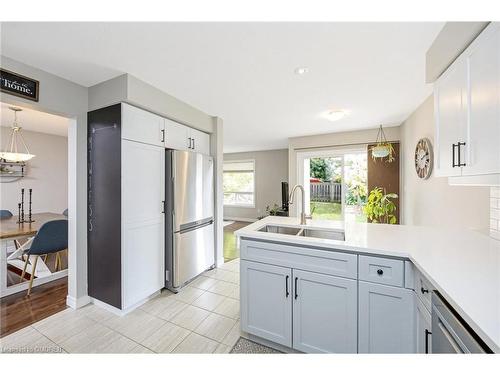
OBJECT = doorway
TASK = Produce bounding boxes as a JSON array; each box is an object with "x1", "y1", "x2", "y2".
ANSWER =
[{"x1": 297, "y1": 147, "x2": 367, "y2": 223}]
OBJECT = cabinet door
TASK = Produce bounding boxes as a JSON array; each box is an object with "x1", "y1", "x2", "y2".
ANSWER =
[
  {"x1": 164, "y1": 118, "x2": 189, "y2": 151},
  {"x1": 121, "y1": 140, "x2": 165, "y2": 309},
  {"x1": 240, "y1": 260, "x2": 292, "y2": 347},
  {"x1": 415, "y1": 294, "x2": 432, "y2": 354},
  {"x1": 121, "y1": 103, "x2": 164, "y2": 147},
  {"x1": 434, "y1": 59, "x2": 468, "y2": 177},
  {"x1": 465, "y1": 24, "x2": 500, "y2": 176},
  {"x1": 189, "y1": 128, "x2": 210, "y2": 155},
  {"x1": 292, "y1": 269, "x2": 357, "y2": 353},
  {"x1": 358, "y1": 281, "x2": 415, "y2": 353}
]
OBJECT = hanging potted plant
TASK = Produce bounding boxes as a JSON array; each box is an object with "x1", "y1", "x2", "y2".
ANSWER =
[
  {"x1": 364, "y1": 187, "x2": 398, "y2": 224},
  {"x1": 370, "y1": 125, "x2": 395, "y2": 163}
]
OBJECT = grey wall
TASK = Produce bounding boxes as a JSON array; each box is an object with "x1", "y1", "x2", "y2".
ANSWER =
[
  {"x1": 0, "y1": 127, "x2": 68, "y2": 214},
  {"x1": 223, "y1": 149, "x2": 288, "y2": 221},
  {"x1": 400, "y1": 95, "x2": 489, "y2": 233}
]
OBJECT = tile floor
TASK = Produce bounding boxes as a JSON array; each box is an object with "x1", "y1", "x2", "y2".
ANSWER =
[{"x1": 0, "y1": 258, "x2": 241, "y2": 354}]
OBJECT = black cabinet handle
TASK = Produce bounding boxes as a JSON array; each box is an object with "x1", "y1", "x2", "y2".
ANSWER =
[
  {"x1": 425, "y1": 329, "x2": 432, "y2": 354},
  {"x1": 188, "y1": 137, "x2": 192, "y2": 149},
  {"x1": 421, "y1": 287, "x2": 429, "y2": 294},
  {"x1": 377, "y1": 269, "x2": 384, "y2": 276},
  {"x1": 161, "y1": 129, "x2": 165, "y2": 142},
  {"x1": 452, "y1": 143, "x2": 456, "y2": 167},
  {"x1": 192, "y1": 138, "x2": 195, "y2": 150},
  {"x1": 161, "y1": 200, "x2": 165, "y2": 213},
  {"x1": 457, "y1": 142, "x2": 466, "y2": 167},
  {"x1": 294, "y1": 277, "x2": 298, "y2": 299},
  {"x1": 285, "y1": 275, "x2": 289, "y2": 298}
]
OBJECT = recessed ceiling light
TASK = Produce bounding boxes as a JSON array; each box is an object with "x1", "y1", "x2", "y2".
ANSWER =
[
  {"x1": 321, "y1": 110, "x2": 348, "y2": 122},
  {"x1": 294, "y1": 67, "x2": 309, "y2": 75}
]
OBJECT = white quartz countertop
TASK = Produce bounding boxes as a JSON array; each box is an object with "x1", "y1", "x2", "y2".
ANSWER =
[{"x1": 235, "y1": 216, "x2": 500, "y2": 352}]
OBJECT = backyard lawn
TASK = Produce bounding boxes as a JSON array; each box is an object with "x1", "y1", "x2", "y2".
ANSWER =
[{"x1": 310, "y1": 201, "x2": 367, "y2": 222}]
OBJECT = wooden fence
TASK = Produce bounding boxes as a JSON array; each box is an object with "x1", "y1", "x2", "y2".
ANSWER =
[{"x1": 310, "y1": 182, "x2": 342, "y2": 203}]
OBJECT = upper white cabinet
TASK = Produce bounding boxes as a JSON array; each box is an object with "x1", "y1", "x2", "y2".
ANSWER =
[
  {"x1": 464, "y1": 24, "x2": 500, "y2": 176},
  {"x1": 434, "y1": 59, "x2": 468, "y2": 177},
  {"x1": 434, "y1": 23, "x2": 500, "y2": 180},
  {"x1": 121, "y1": 103, "x2": 165, "y2": 147},
  {"x1": 164, "y1": 117, "x2": 210, "y2": 154},
  {"x1": 292, "y1": 269, "x2": 357, "y2": 353},
  {"x1": 358, "y1": 281, "x2": 415, "y2": 353}
]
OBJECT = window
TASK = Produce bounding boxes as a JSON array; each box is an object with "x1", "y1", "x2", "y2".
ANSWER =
[{"x1": 223, "y1": 160, "x2": 255, "y2": 207}]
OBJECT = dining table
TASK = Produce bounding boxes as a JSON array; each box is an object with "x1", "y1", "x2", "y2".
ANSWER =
[{"x1": 0, "y1": 212, "x2": 67, "y2": 298}]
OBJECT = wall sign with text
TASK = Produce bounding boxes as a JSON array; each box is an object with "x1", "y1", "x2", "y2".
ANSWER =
[{"x1": 0, "y1": 69, "x2": 39, "y2": 102}]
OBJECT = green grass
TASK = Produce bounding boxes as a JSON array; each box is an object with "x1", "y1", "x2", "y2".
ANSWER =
[{"x1": 311, "y1": 201, "x2": 367, "y2": 222}]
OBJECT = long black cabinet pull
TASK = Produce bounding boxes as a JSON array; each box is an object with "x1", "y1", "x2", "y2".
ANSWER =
[
  {"x1": 192, "y1": 138, "x2": 195, "y2": 150},
  {"x1": 285, "y1": 275, "x2": 289, "y2": 298},
  {"x1": 457, "y1": 142, "x2": 466, "y2": 167},
  {"x1": 425, "y1": 329, "x2": 432, "y2": 354},
  {"x1": 452, "y1": 143, "x2": 457, "y2": 167},
  {"x1": 294, "y1": 277, "x2": 298, "y2": 299},
  {"x1": 161, "y1": 129, "x2": 165, "y2": 142}
]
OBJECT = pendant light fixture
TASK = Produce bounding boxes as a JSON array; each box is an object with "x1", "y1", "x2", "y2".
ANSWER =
[
  {"x1": 370, "y1": 125, "x2": 395, "y2": 162},
  {"x1": 0, "y1": 107, "x2": 35, "y2": 162}
]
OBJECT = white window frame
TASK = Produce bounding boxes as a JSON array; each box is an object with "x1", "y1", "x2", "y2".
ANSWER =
[{"x1": 223, "y1": 159, "x2": 256, "y2": 208}]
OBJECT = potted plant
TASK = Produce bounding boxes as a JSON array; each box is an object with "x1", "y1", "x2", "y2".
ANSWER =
[{"x1": 364, "y1": 187, "x2": 398, "y2": 224}]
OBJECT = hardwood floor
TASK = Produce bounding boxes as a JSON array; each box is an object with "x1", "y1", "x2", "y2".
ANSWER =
[
  {"x1": 223, "y1": 221, "x2": 249, "y2": 262},
  {"x1": 0, "y1": 277, "x2": 68, "y2": 338}
]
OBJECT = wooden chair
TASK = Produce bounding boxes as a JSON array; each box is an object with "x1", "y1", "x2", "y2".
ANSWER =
[{"x1": 18, "y1": 220, "x2": 68, "y2": 296}]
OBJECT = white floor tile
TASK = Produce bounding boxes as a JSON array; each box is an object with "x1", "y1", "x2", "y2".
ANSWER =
[
  {"x1": 190, "y1": 275, "x2": 218, "y2": 290},
  {"x1": 33, "y1": 312, "x2": 96, "y2": 345},
  {"x1": 103, "y1": 309, "x2": 167, "y2": 343},
  {"x1": 172, "y1": 332, "x2": 218, "y2": 353},
  {"x1": 191, "y1": 291, "x2": 226, "y2": 311},
  {"x1": 214, "y1": 343, "x2": 231, "y2": 353},
  {"x1": 222, "y1": 320, "x2": 241, "y2": 347},
  {"x1": 213, "y1": 297, "x2": 240, "y2": 319},
  {"x1": 0, "y1": 326, "x2": 63, "y2": 354},
  {"x1": 171, "y1": 286, "x2": 204, "y2": 304},
  {"x1": 59, "y1": 323, "x2": 116, "y2": 353},
  {"x1": 140, "y1": 322, "x2": 190, "y2": 353},
  {"x1": 170, "y1": 305, "x2": 210, "y2": 330},
  {"x1": 194, "y1": 312, "x2": 236, "y2": 342},
  {"x1": 208, "y1": 280, "x2": 239, "y2": 298}
]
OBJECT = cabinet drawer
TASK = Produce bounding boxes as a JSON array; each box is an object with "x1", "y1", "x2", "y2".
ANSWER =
[
  {"x1": 413, "y1": 268, "x2": 432, "y2": 311},
  {"x1": 240, "y1": 239, "x2": 357, "y2": 279},
  {"x1": 359, "y1": 255, "x2": 404, "y2": 287}
]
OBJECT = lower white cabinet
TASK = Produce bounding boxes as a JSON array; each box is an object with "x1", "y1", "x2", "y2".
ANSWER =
[
  {"x1": 358, "y1": 281, "x2": 415, "y2": 353},
  {"x1": 240, "y1": 260, "x2": 292, "y2": 347},
  {"x1": 292, "y1": 269, "x2": 357, "y2": 353},
  {"x1": 415, "y1": 293, "x2": 432, "y2": 354}
]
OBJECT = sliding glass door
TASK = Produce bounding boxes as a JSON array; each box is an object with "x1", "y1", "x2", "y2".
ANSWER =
[{"x1": 297, "y1": 148, "x2": 367, "y2": 223}]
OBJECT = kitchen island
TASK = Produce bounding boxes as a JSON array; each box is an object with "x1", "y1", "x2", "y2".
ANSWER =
[{"x1": 235, "y1": 216, "x2": 500, "y2": 353}]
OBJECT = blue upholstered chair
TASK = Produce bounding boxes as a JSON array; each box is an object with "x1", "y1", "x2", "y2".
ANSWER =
[
  {"x1": 0, "y1": 210, "x2": 13, "y2": 219},
  {"x1": 19, "y1": 220, "x2": 68, "y2": 296},
  {"x1": 62, "y1": 209, "x2": 68, "y2": 217}
]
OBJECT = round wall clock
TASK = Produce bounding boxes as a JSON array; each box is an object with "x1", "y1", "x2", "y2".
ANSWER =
[{"x1": 415, "y1": 138, "x2": 433, "y2": 179}]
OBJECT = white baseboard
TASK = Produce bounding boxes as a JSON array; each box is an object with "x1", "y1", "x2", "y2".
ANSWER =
[
  {"x1": 90, "y1": 290, "x2": 161, "y2": 316},
  {"x1": 66, "y1": 294, "x2": 91, "y2": 309},
  {"x1": 224, "y1": 216, "x2": 257, "y2": 223}
]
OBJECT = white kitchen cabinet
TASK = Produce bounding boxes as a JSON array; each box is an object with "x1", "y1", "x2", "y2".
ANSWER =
[
  {"x1": 415, "y1": 294, "x2": 432, "y2": 354},
  {"x1": 358, "y1": 281, "x2": 415, "y2": 353},
  {"x1": 189, "y1": 127, "x2": 210, "y2": 155},
  {"x1": 240, "y1": 260, "x2": 292, "y2": 347},
  {"x1": 292, "y1": 269, "x2": 357, "y2": 353},
  {"x1": 464, "y1": 23, "x2": 500, "y2": 176},
  {"x1": 121, "y1": 140, "x2": 165, "y2": 309},
  {"x1": 121, "y1": 103, "x2": 165, "y2": 147},
  {"x1": 434, "y1": 57, "x2": 468, "y2": 177},
  {"x1": 164, "y1": 117, "x2": 189, "y2": 151}
]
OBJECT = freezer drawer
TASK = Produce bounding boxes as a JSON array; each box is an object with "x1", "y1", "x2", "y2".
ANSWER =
[{"x1": 173, "y1": 222, "x2": 214, "y2": 288}]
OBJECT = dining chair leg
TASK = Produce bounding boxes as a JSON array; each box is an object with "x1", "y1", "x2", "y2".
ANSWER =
[
  {"x1": 27, "y1": 255, "x2": 39, "y2": 296},
  {"x1": 20, "y1": 254, "x2": 30, "y2": 282},
  {"x1": 55, "y1": 252, "x2": 61, "y2": 271}
]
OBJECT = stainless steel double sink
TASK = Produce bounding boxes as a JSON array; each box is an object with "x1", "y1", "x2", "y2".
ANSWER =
[{"x1": 258, "y1": 224, "x2": 345, "y2": 241}]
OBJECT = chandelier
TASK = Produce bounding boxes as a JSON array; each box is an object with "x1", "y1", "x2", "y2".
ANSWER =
[
  {"x1": 0, "y1": 107, "x2": 35, "y2": 162},
  {"x1": 370, "y1": 125, "x2": 395, "y2": 163}
]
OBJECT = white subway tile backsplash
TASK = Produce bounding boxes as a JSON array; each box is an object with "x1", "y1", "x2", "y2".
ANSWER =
[
  {"x1": 491, "y1": 187, "x2": 500, "y2": 199},
  {"x1": 490, "y1": 198, "x2": 500, "y2": 209}
]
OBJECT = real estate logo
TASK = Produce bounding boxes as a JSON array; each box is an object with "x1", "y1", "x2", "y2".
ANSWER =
[{"x1": 0, "y1": 69, "x2": 39, "y2": 102}]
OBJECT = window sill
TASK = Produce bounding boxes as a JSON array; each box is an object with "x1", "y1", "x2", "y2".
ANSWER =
[{"x1": 223, "y1": 204, "x2": 256, "y2": 209}]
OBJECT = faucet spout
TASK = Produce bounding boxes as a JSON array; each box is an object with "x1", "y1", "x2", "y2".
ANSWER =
[{"x1": 289, "y1": 184, "x2": 307, "y2": 225}]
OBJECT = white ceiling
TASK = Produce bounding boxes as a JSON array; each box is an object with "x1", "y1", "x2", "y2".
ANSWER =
[
  {"x1": 0, "y1": 102, "x2": 69, "y2": 137},
  {"x1": 0, "y1": 22, "x2": 443, "y2": 152}
]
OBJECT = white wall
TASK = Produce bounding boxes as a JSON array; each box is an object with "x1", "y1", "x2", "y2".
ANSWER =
[
  {"x1": 0, "y1": 127, "x2": 68, "y2": 214},
  {"x1": 224, "y1": 149, "x2": 288, "y2": 221},
  {"x1": 400, "y1": 95, "x2": 489, "y2": 233}
]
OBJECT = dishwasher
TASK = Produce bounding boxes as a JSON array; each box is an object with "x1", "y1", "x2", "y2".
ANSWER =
[{"x1": 432, "y1": 292, "x2": 492, "y2": 353}]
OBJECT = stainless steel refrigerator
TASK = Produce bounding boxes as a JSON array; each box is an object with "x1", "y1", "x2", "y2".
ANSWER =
[{"x1": 165, "y1": 149, "x2": 214, "y2": 291}]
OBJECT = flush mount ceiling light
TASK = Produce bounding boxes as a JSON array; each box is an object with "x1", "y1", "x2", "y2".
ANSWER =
[
  {"x1": 370, "y1": 124, "x2": 395, "y2": 163},
  {"x1": 294, "y1": 66, "x2": 309, "y2": 75},
  {"x1": 0, "y1": 107, "x2": 36, "y2": 163},
  {"x1": 321, "y1": 110, "x2": 347, "y2": 122}
]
